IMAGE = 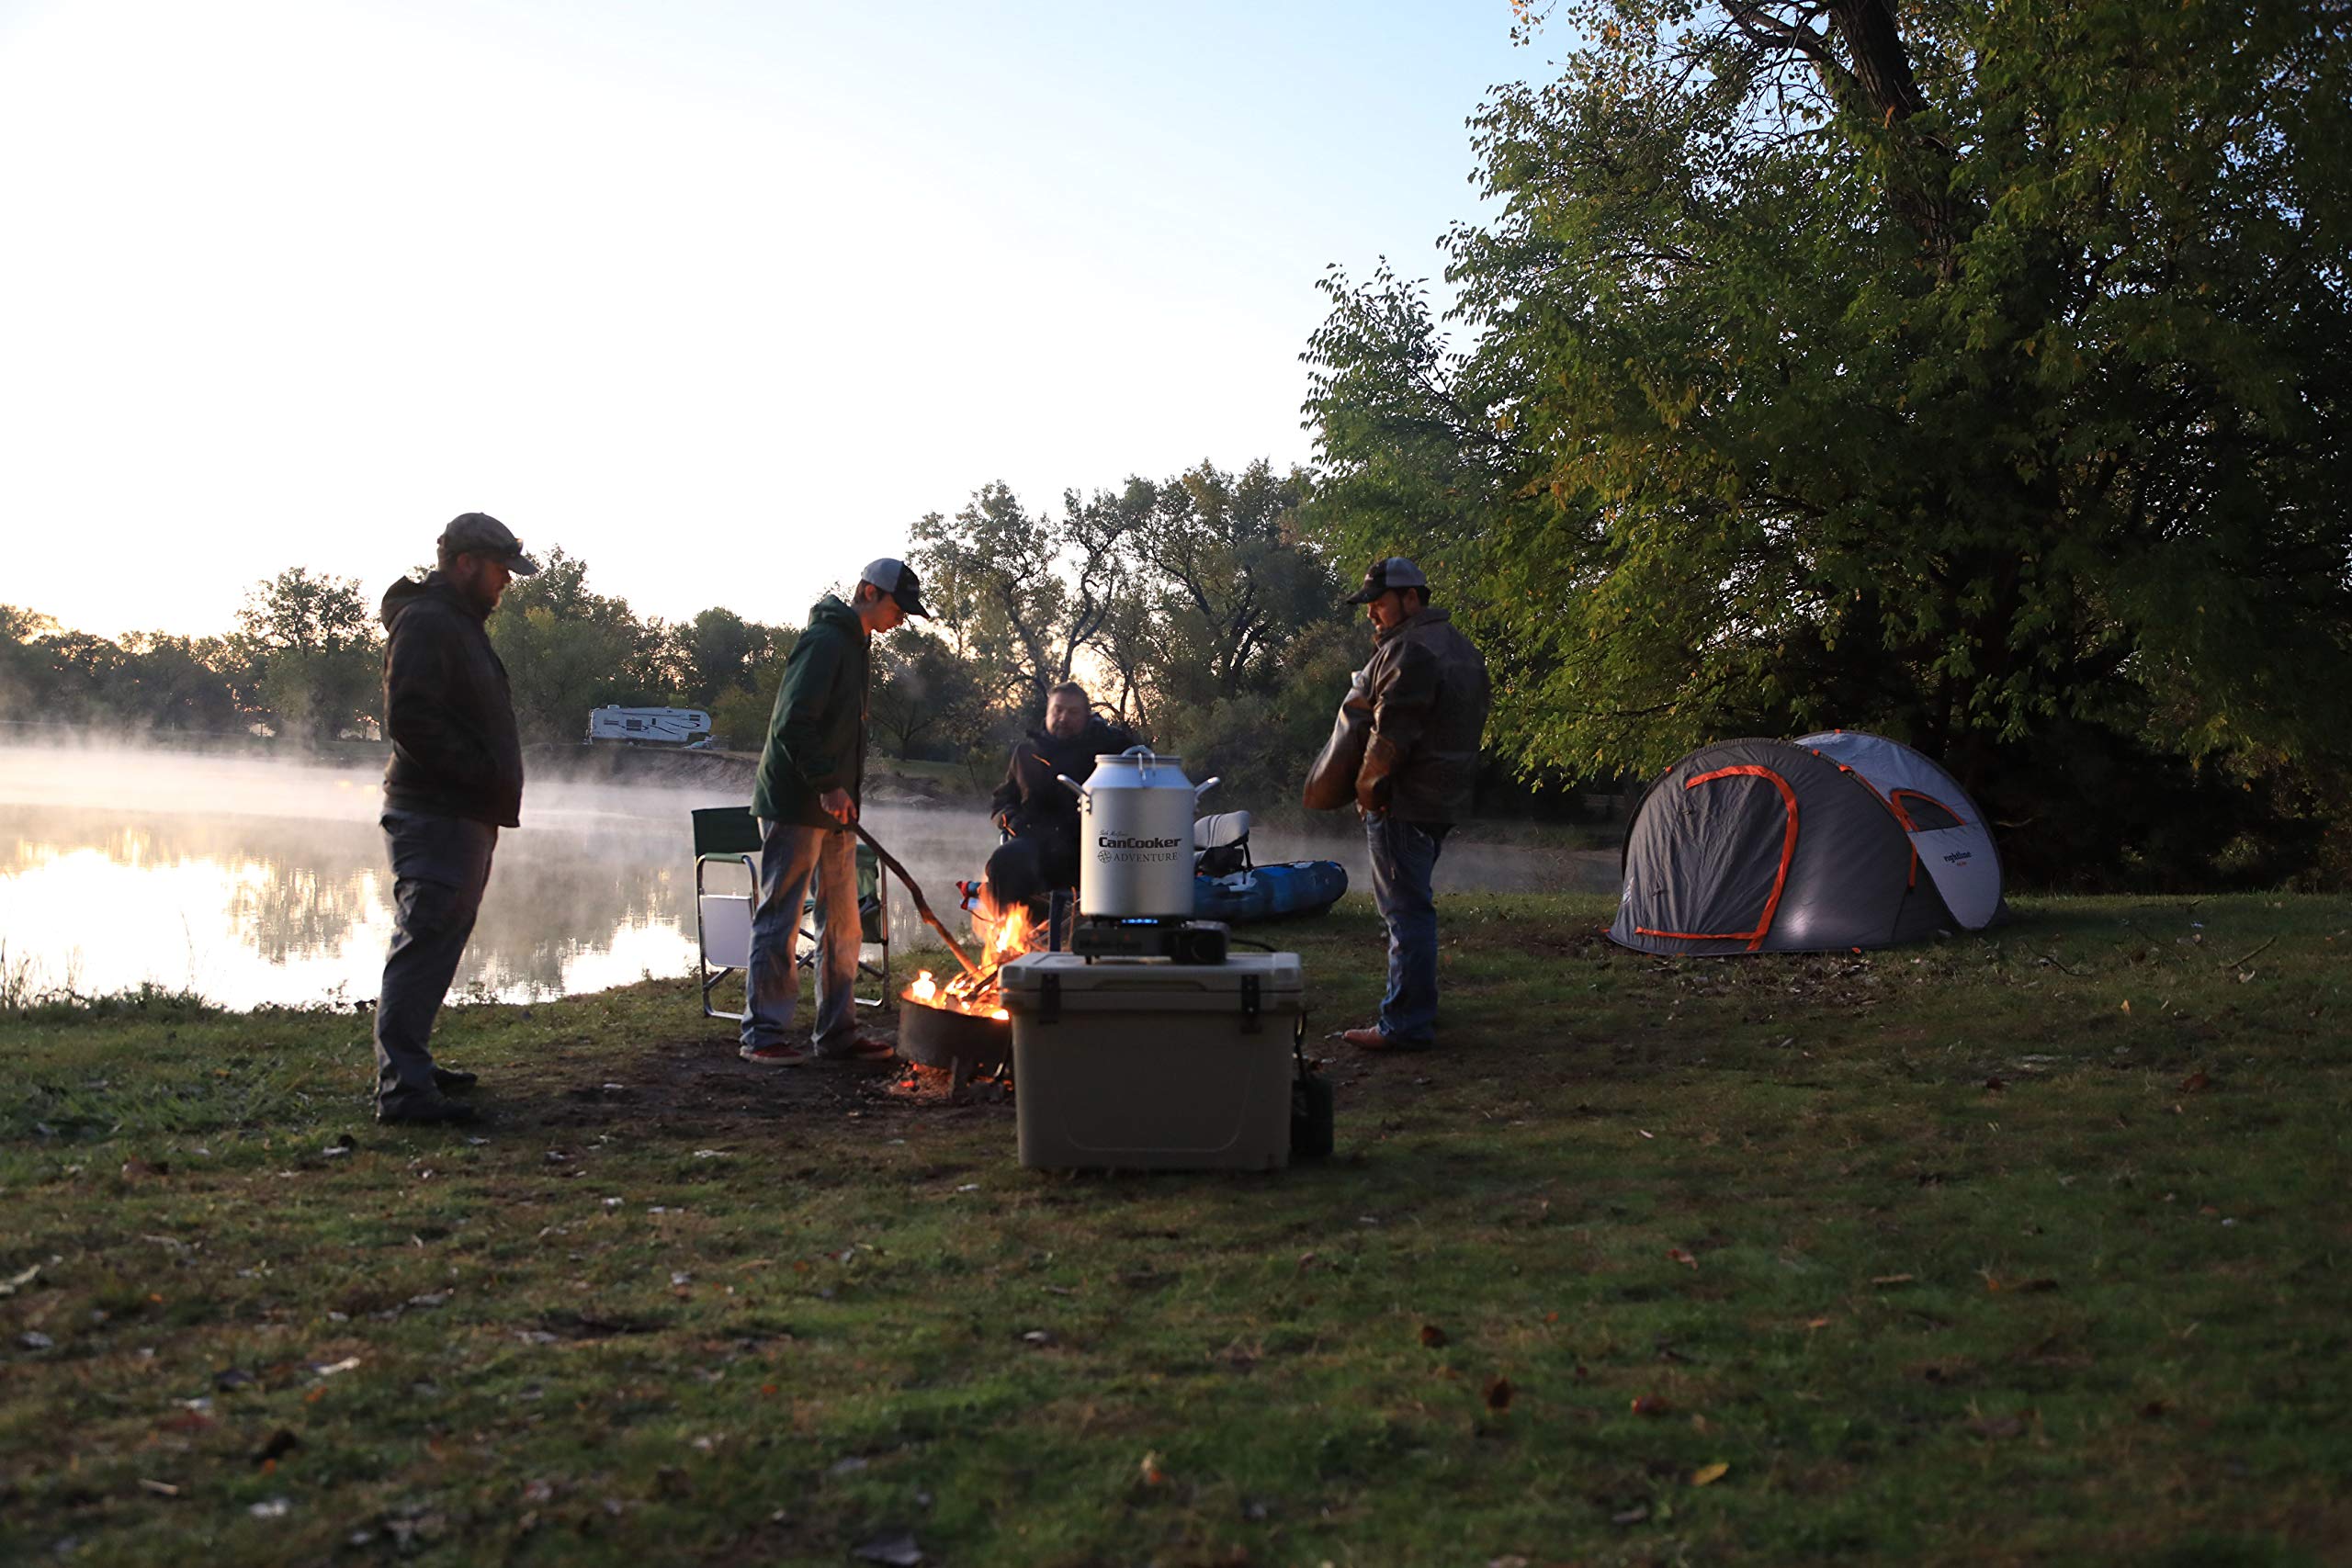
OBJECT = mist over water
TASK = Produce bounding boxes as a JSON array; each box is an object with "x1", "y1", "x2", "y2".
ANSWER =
[{"x1": 0, "y1": 743, "x2": 1611, "y2": 1010}]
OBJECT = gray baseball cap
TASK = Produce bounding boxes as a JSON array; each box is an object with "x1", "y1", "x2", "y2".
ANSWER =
[
  {"x1": 1345, "y1": 557, "x2": 1429, "y2": 604},
  {"x1": 438, "y1": 513, "x2": 539, "y2": 576},
  {"x1": 859, "y1": 558, "x2": 933, "y2": 618}
]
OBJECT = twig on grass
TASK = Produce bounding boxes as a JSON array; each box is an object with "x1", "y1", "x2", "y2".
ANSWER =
[{"x1": 2221, "y1": 935, "x2": 2278, "y2": 971}]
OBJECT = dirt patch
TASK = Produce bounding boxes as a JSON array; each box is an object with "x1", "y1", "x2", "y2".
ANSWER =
[{"x1": 502, "y1": 1020, "x2": 1016, "y2": 1140}]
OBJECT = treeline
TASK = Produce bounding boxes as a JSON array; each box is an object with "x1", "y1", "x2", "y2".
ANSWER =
[
  {"x1": 0, "y1": 459, "x2": 1511, "y2": 821},
  {"x1": 1298, "y1": 0, "x2": 2352, "y2": 889},
  {"x1": 0, "y1": 560, "x2": 805, "y2": 753}
]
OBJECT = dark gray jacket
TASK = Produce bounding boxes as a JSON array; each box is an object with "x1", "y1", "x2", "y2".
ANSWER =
[
  {"x1": 1358, "y1": 605, "x2": 1490, "y2": 824},
  {"x1": 379, "y1": 574, "x2": 525, "y2": 828}
]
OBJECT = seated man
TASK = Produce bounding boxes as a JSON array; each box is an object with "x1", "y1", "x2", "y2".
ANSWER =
[{"x1": 986, "y1": 682, "x2": 1137, "y2": 901}]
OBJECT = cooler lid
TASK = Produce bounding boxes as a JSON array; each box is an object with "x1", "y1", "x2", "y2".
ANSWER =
[{"x1": 1000, "y1": 951, "x2": 1304, "y2": 1011}]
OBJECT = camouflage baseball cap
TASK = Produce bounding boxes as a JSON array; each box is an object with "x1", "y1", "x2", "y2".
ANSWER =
[{"x1": 438, "y1": 513, "x2": 539, "y2": 576}]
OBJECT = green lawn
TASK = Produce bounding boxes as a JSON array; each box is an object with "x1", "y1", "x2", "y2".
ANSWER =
[{"x1": 3, "y1": 893, "x2": 2347, "y2": 1566}]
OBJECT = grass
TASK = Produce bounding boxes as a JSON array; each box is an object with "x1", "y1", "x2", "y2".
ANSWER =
[{"x1": 2, "y1": 892, "x2": 2348, "y2": 1566}]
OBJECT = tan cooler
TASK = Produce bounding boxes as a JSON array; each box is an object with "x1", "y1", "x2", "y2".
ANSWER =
[{"x1": 1000, "y1": 952, "x2": 1304, "y2": 1170}]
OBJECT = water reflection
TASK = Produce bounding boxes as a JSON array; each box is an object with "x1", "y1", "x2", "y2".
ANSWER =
[{"x1": 0, "y1": 745, "x2": 1613, "y2": 1009}]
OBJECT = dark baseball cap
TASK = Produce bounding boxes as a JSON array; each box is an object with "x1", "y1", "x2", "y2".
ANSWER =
[
  {"x1": 1345, "y1": 556, "x2": 1429, "y2": 604},
  {"x1": 439, "y1": 513, "x2": 539, "y2": 576},
  {"x1": 859, "y1": 558, "x2": 933, "y2": 618}
]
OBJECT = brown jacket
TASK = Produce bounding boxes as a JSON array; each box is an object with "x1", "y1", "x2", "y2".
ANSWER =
[{"x1": 1357, "y1": 605, "x2": 1490, "y2": 823}]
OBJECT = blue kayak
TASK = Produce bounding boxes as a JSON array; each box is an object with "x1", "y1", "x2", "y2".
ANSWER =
[{"x1": 1194, "y1": 860, "x2": 1349, "y2": 923}]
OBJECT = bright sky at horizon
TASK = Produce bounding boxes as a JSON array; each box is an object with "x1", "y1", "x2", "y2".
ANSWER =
[{"x1": 1, "y1": 0, "x2": 1553, "y2": 642}]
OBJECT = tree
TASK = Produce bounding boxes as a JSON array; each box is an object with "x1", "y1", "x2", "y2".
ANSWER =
[
  {"x1": 1133, "y1": 459, "x2": 1343, "y2": 711},
  {"x1": 1305, "y1": 0, "x2": 2352, "y2": 883},
  {"x1": 232, "y1": 569, "x2": 381, "y2": 744},
  {"x1": 910, "y1": 480, "x2": 1140, "y2": 716},
  {"x1": 489, "y1": 547, "x2": 666, "y2": 745},
  {"x1": 667, "y1": 608, "x2": 781, "y2": 713},
  {"x1": 870, "y1": 626, "x2": 993, "y2": 761}
]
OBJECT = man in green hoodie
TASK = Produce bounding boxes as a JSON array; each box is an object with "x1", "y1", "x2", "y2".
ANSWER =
[{"x1": 741, "y1": 558, "x2": 931, "y2": 1064}]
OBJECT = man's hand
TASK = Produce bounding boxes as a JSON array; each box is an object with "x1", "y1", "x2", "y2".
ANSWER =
[{"x1": 820, "y1": 787, "x2": 856, "y2": 824}]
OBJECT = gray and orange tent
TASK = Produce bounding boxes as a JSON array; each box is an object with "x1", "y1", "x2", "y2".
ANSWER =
[{"x1": 1609, "y1": 730, "x2": 2006, "y2": 956}]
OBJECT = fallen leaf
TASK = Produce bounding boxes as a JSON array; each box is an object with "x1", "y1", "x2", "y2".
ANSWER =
[
  {"x1": 1137, "y1": 1450, "x2": 1167, "y2": 1486},
  {"x1": 2180, "y1": 1071, "x2": 2211, "y2": 1093},
  {"x1": 1871, "y1": 1274, "x2": 1915, "y2": 1287},
  {"x1": 251, "y1": 1429, "x2": 301, "y2": 1467},
  {"x1": 138, "y1": 1479, "x2": 180, "y2": 1497},
  {"x1": 2120, "y1": 999, "x2": 2132, "y2": 1013},
  {"x1": 1804, "y1": 1316, "x2": 1831, "y2": 1329},
  {"x1": 1690, "y1": 1461, "x2": 1729, "y2": 1486},
  {"x1": 121, "y1": 1157, "x2": 169, "y2": 1180},
  {"x1": 1484, "y1": 1376, "x2": 1514, "y2": 1411},
  {"x1": 1984, "y1": 1077, "x2": 2007, "y2": 1092},
  {"x1": 1630, "y1": 1394, "x2": 1671, "y2": 1416},
  {"x1": 1667, "y1": 1247, "x2": 1699, "y2": 1269},
  {"x1": 1611, "y1": 1503, "x2": 1651, "y2": 1525},
  {"x1": 1984, "y1": 1276, "x2": 2060, "y2": 1294},
  {"x1": 0, "y1": 1263, "x2": 41, "y2": 1297},
  {"x1": 1419, "y1": 1324, "x2": 1449, "y2": 1348}
]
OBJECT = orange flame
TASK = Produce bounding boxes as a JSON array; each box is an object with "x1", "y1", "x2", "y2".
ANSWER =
[{"x1": 899, "y1": 885, "x2": 1049, "y2": 1016}]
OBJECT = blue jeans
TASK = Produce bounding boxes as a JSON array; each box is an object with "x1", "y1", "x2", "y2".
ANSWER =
[
  {"x1": 742, "y1": 818, "x2": 860, "y2": 1052},
  {"x1": 1365, "y1": 811, "x2": 1444, "y2": 1044},
  {"x1": 375, "y1": 809, "x2": 498, "y2": 1111}
]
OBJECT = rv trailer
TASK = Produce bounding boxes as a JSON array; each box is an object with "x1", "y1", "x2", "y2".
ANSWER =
[{"x1": 585, "y1": 706, "x2": 714, "y2": 747}]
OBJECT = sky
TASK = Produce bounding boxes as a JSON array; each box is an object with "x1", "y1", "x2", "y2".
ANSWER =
[{"x1": 0, "y1": 0, "x2": 1554, "y2": 640}]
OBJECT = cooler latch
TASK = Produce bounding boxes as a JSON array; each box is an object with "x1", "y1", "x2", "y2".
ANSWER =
[
  {"x1": 1239, "y1": 973, "x2": 1261, "y2": 1033},
  {"x1": 1040, "y1": 973, "x2": 1061, "y2": 1025}
]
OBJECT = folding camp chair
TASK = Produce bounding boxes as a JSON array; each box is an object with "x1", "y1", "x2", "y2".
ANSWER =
[
  {"x1": 686, "y1": 804, "x2": 762, "y2": 1024},
  {"x1": 693, "y1": 807, "x2": 761, "y2": 1021},
  {"x1": 693, "y1": 808, "x2": 892, "y2": 1021}
]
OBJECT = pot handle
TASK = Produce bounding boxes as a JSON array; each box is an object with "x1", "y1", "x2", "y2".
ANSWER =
[
  {"x1": 1057, "y1": 773, "x2": 1088, "y2": 809},
  {"x1": 1193, "y1": 775, "x2": 1221, "y2": 800}
]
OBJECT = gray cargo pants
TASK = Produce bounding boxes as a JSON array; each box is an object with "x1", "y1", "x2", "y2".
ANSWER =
[{"x1": 374, "y1": 808, "x2": 499, "y2": 1112}]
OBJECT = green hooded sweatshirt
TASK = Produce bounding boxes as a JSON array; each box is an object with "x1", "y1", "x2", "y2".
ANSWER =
[{"x1": 752, "y1": 594, "x2": 869, "y2": 829}]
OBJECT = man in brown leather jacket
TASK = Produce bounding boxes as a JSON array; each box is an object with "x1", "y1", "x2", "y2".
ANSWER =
[{"x1": 1339, "y1": 558, "x2": 1491, "y2": 1051}]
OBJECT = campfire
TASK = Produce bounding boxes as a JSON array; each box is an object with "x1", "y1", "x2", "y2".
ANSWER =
[{"x1": 900, "y1": 890, "x2": 1048, "y2": 1023}]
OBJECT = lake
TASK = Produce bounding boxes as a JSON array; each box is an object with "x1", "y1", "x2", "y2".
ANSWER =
[{"x1": 0, "y1": 744, "x2": 1615, "y2": 1009}]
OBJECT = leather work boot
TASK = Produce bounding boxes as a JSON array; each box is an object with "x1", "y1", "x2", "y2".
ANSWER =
[
  {"x1": 377, "y1": 1093, "x2": 480, "y2": 1126},
  {"x1": 432, "y1": 1066, "x2": 479, "y2": 1094}
]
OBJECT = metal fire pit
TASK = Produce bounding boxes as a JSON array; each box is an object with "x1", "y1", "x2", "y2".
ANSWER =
[{"x1": 897, "y1": 996, "x2": 1012, "y2": 1080}]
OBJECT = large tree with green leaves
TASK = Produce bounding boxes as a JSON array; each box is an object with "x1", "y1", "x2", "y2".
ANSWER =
[
  {"x1": 489, "y1": 547, "x2": 667, "y2": 744},
  {"x1": 910, "y1": 480, "x2": 1141, "y2": 717},
  {"x1": 1306, "y1": 0, "x2": 2352, "y2": 882},
  {"x1": 232, "y1": 568, "x2": 381, "y2": 745}
]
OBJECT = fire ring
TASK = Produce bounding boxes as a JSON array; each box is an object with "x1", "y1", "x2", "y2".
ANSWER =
[{"x1": 897, "y1": 998, "x2": 1011, "y2": 1079}]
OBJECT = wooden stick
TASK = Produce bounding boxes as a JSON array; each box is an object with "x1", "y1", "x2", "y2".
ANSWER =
[
  {"x1": 852, "y1": 821, "x2": 988, "y2": 984},
  {"x1": 2222, "y1": 934, "x2": 2278, "y2": 970}
]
